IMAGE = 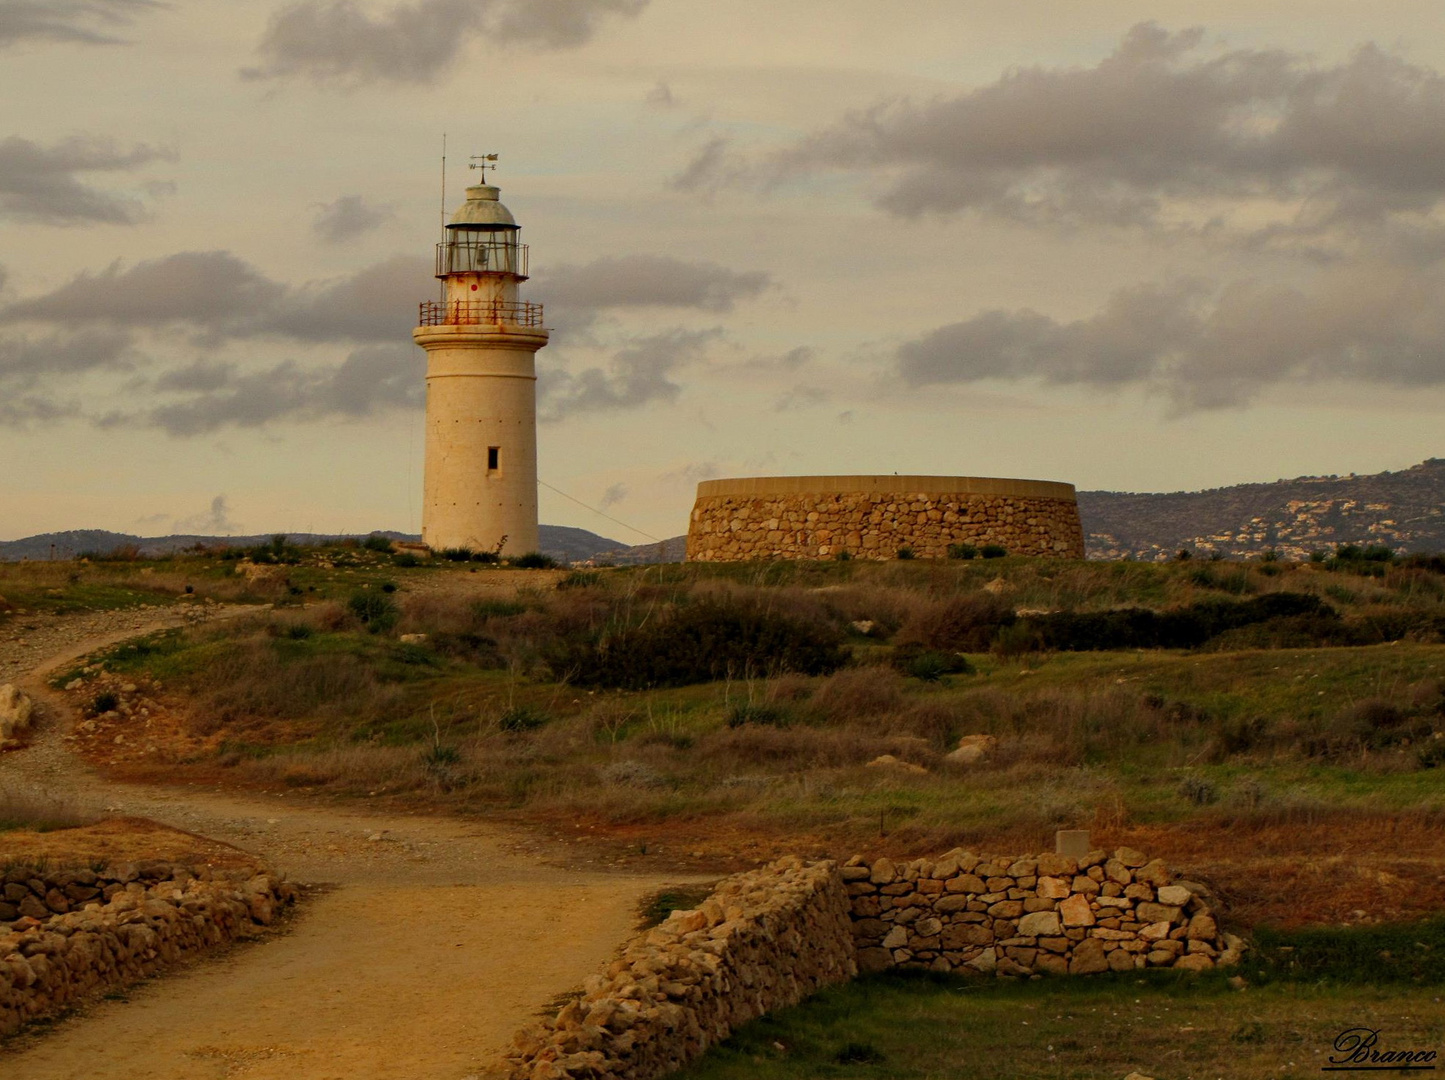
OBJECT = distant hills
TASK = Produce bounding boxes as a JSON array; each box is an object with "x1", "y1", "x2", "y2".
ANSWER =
[
  {"x1": 0, "y1": 525, "x2": 625, "y2": 565},
  {"x1": 1078, "y1": 458, "x2": 1445, "y2": 560},
  {"x1": 6, "y1": 459, "x2": 1440, "y2": 566}
]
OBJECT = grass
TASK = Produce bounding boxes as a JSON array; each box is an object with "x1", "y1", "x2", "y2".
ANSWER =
[
  {"x1": 0, "y1": 787, "x2": 98, "y2": 833},
  {"x1": 671, "y1": 967, "x2": 1445, "y2": 1080},
  {"x1": 21, "y1": 551, "x2": 1445, "y2": 925}
]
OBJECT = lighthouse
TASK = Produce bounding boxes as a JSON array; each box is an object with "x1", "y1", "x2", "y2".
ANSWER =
[{"x1": 414, "y1": 163, "x2": 548, "y2": 556}]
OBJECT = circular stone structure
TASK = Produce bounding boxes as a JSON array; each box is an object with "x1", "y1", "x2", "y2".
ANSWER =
[{"x1": 687, "y1": 475, "x2": 1085, "y2": 562}]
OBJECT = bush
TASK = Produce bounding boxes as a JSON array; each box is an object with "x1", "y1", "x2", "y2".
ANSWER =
[
  {"x1": 895, "y1": 547, "x2": 915, "y2": 561},
  {"x1": 511, "y1": 552, "x2": 559, "y2": 569},
  {"x1": 90, "y1": 690, "x2": 119, "y2": 715},
  {"x1": 897, "y1": 593, "x2": 1015, "y2": 652},
  {"x1": 891, "y1": 643, "x2": 973, "y2": 681},
  {"x1": 1016, "y1": 592, "x2": 1338, "y2": 652},
  {"x1": 362, "y1": 534, "x2": 393, "y2": 552},
  {"x1": 947, "y1": 543, "x2": 978, "y2": 560},
  {"x1": 393, "y1": 553, "x2": 420, "y2": 568},
  {"x1": 498, "y1": 705, "x2": 549, "y2": 732},
  {"x1": 981, "y1": 544, "x2": 1007, "y2": 559},
  {"x1": 726, "y1": 702, "x2": 791, "y2": 728},
  {"x1": 348, "y1": 591, "x2": 399, "y2": 634},
  {"x1": 438, "y1": 547, "x2": 474, "y2": 562},
  {"x1": 559, "y1": 598, "x2": 849, "y2": 689}
]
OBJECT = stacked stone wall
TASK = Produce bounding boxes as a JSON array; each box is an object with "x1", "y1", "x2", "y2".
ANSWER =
[
  {"x1": 501, "y1": 858, "x2": 855, "y2": 1080},
  {"x1": 688, "y1": 491, "x2": 1085, "y2": 562},
  {"x1": 1, "y1": 860, "x2": 295, "y2": 1037},
  {"x1": 846, "y1": 846, "x2": 1242, "y2": 977}
]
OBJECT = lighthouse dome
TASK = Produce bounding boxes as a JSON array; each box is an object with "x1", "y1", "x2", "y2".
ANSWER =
[{"x1": 448, "y1": 183, "x2": 518, "y2": 230}]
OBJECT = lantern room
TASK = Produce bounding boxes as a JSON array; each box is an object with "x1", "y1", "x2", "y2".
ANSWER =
[{"x1": 436, "y1": 182, "x2": 529, "y2": 279}]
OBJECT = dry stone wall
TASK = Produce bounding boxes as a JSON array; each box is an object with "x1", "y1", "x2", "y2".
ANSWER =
[
  {"x1": 846, "y1": 846, "x2": 1243, "y2": 977},
  {"x1": 500, "y1": 847, "x2": 1239, "y2": 1079},
  {"x1": 1, "y1": 860, "x2": 295, "y2": 1037},
  {"x1": 687, "y1": 477, "x2": 1085, "y2": 562},
  {"x1": 501, "y1": 858, "x2": 855, "y2": 1080}
]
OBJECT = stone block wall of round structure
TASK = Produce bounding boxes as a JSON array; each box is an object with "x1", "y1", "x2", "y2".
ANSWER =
[{"x1": 687, "y1": 475, "x2": 1086, "y2": 562}]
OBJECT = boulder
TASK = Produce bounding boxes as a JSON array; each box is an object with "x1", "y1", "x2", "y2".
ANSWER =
[
  {"x1": 945, "y1": 734, "x2": 997, "y2": 765},
  {"x1": 0, "y1": 684, "x2": 34, "y2": 744}
]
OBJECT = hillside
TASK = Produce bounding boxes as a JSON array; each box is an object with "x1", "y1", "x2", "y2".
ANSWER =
[
  {"x1": 1079, "y1": 457, "x2": 1445, "y2": 560},
  {"x1": 0, "y1": 525, "x2": 624, "y2": 565}
]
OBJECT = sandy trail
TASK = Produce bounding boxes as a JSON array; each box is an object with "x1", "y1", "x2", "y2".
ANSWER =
[{"x1": 1, "y1": 607, "x2": 694, "y2": 1079}]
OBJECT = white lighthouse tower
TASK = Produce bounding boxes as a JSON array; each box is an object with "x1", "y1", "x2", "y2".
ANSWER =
[{"x1": 413, "y1": 162, "x2": 548, "y2": 556}]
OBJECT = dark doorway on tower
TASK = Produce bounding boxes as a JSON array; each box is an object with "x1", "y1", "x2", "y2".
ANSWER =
[{"x1": 488, "y1": 446, "x2": 500, "y2": 471}]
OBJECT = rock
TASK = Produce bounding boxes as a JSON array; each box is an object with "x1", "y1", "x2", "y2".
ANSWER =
[
  {"x1": 869, "y1": 858, "x2": 896, "y2": 885},
  {"x1": 866, "y1": 754, "x2": 928, "y2": 775},
  {"x1": 1156, "y1": 884, "x2": 1192, "y2": 906},
  {"x1": 850, "y1": 620, "x2": 876, "y2": 635},
  {"x1": 0, "y1": 684, "x2": 34, "y2": 743},
  {"x1": 965, "y1": 947, "x2": 997, "y2": 973},
  {"x1": 945, "y1": 734, "x2": 997, "y2": 765},
  {"x1": 1017, "y1": 911, "x2": 1061, "y2": 937},
  {"x1": 1124, "y1": 1073, "x2": 1157, "y2": 1080},
  {"x1": 1114, "y1": 847, "x2": 1148, "y2": 868},
  {"x1": 1135, "y1": 902, "x2": 1183, "y2": 924},
  {"x1": 399, "y1": 633, "x2": 428, "y2": 644},
  {"x1": 1134, "y1": 859, "x2": 1171, "y2": 887},
  {"x1": 1187, "y1": 914, "x2": 1218, "y2": 941},
  {"x1": 1058, "y1": 894, "x2": 1095, "y2": 927},
  {"x1": 1037, "y1": 876, "x2": 1070, "y2": 899},
  {"x1": 1069, "y1": 938, "x2": 1109, "y2": 974}
]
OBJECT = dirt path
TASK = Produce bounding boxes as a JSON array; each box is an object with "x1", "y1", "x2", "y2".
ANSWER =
[{"x1": 1, "y1": 606, "x2": 698, "y2": 1079}]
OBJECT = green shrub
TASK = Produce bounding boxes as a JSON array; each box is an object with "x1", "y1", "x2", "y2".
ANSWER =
[
  {"x1": 438, "y1": 547, "x2": 474, "y2": 562},
  {"x1": 981, "y1": 544, "x2": 1007, "y2": 559},
  {"x1": 947, "y1": 543, "x2": 977, "y2": 560},
  {"x1": 90, "y1": 690, "x2": 119, "y2": 714},
  {"x1": 499, "y1": 705, "x2": 549, "y2": 732},
  {"x1": 726, "y1": 702, "x2": 791, "y2": 728},
  {"x1": 895, "y1": 547, "x2": 915, "y2": 561},
  {"x1": 558, "y1": 599, "x2": 849, "y2": 689},
  {"x1": 393, "y1": 553, "x2": 420, "y2": 568},
  {"x1": 362, "y1": 534, "x2": 393, "y2": 552},
  {"x1": 512, "y1": 552, "x2": 559, "y2": 569},
  {"x1": 892, "y1": 643, "x2": 974, "y2": 681},
  {"x1": 348, "y1": 591, "x2": 399, "y2": 633}
]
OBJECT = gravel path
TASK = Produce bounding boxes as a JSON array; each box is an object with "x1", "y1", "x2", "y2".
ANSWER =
[{"x1": 0, "y1": 605, "x2": 692, "y2": 1079}]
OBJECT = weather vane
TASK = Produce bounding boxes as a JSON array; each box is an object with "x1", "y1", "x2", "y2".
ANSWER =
[{"x1": 469, "y1": 153, "x2": 498, "y2": 179}]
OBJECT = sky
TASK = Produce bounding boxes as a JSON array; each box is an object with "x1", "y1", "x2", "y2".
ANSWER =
[{"x1": 3, "y1": 1, "x2": 1445, "y2": 543}]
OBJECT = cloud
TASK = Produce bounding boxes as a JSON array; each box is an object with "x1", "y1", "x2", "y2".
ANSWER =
[
  {"x1": 738, "y1": 24, "x2": 1445, "y2": 255},
  {"x1": 538, "y1": 254, "x2": 771, "y2": 314},
  {"x1": 541, "y1": 327, "x2": 720, "y2": 419},
  {"x1": 895, "y1": 264, "x2": 1445, "y2": 410},
  {"x1": 244, "y1": 0, "x2": 647, "y2": 85},
  {"x1": 0, "y1": 135, "x2": 170, "y2": 224},
  {"x1": 670, "y1": 137, "x2": 736, "y2": 195},
  {"x1": 0, "y1": 394, "x2": 78, "y2": 428},
  {"x1": 107, "y1": 346, "x2": 423, "y2": 435},
  {"x1": 0, "y1": 0, "x2": 163, "y2": 48},
  {"x1": 0, "y1": 329, "x2": 135, "y2": 389},
  {"x1": 312, "y1": 194, "x2": 395, "y2": 242},
  {"x1": 173, "y1": 494, "x2": 242, "y2": 535},
  {"x1": 597, "y1": 482, "x2": 627, "y2": 509},
  {"x1": 645, "y1": 81, "x2": 674, "y2": 108},
  {"x1": 2, "y1": 250, "x2": 430, "y2": 345},
  {"x1": 3, "y1": 251, "x2": 284, "y2": 331}
]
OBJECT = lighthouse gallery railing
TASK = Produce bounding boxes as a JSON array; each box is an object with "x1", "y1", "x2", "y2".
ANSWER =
[{"x1": 417, "y1": 300, "x2": 545, "y2": 327}]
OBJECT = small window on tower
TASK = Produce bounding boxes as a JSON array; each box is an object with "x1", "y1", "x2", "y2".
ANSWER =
[{"x1": 487, "y1": 446, "x2": 500, "y2": 471}]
